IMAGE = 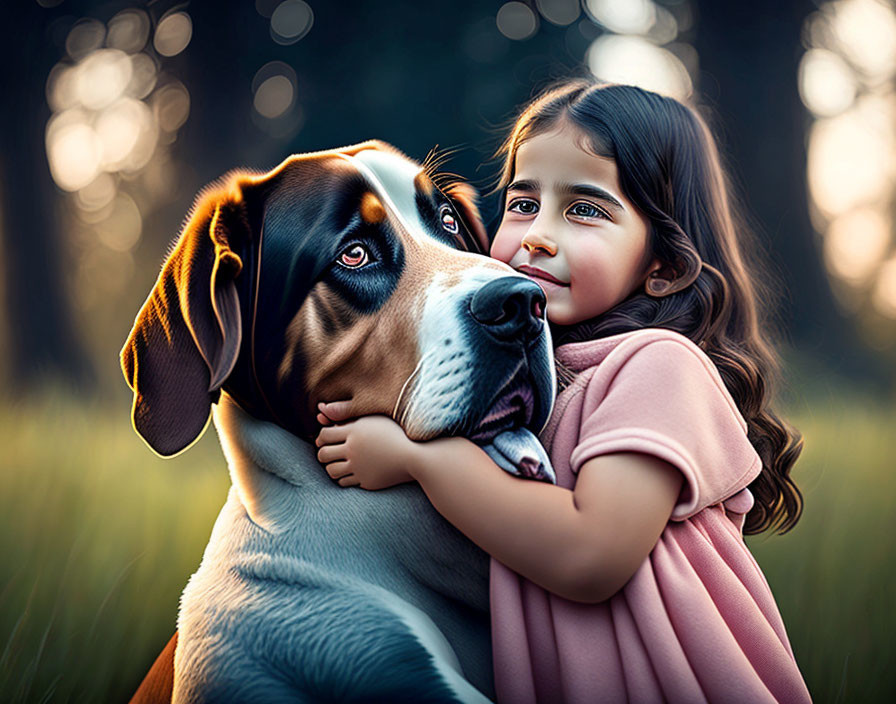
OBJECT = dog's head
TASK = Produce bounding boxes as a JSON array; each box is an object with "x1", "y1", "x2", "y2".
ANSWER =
[{"x1": 122, "y1": 141, "x2": 554, "y2": 457}]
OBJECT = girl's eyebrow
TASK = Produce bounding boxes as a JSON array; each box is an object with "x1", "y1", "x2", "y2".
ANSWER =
[{"x1": 507, "y1": 179, "x2": 625, "y2": 213}]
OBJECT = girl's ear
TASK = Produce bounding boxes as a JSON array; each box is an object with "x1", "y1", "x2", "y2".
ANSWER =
[{"x1": 644, "y1": 256, "x2": 701, "y2": 297}]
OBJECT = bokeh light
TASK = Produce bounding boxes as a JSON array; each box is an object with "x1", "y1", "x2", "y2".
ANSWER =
[
  {"x1": 75, "y1": 49, "x2": 133, "y2": 110},
  {"x1": 106, "y1": 9, "x2": 151, "y2": 54},
  {"x1": 126, "y1": 53, "x2": 159, "y2": 100},
  {"x1": 251, "y1": 61, "x2": 302, "y2": 137},
  {"x1": 587, "y1": 34, "x2": 692, "y2": 100},
  {"x1": 807, "y1": 101, "x2": 895, "y2": 219},
  {"x1": 584, "y1": 0, "x2": 655, "y2": 35},
  {"x1": 46, "y1": 63, "x2": 79, "y2": 112},
  {"x1": 646, "y1": 5, "x2": 679, "y2": 44},
  {"x1": 801, "y1": 0, "x2": 896, "y2": 323},
  {"x1": 270, "y1": 0, "x2": 314, "y2": 45},
  {"x1": 46, "y1": 110, "x2": 103, "y2": 191},
  {"x1": 254, "y1": 76, "x2": 295, "y2": 119},
  {"x1": 496, "y1": 2, "x2": 538, "y2": 41},
  {"x1": 799, "y1": 48, "x2": 857, "y2": 117},
  {"x1": 42, "y1": 8, "x2": 196, "y2": 308},
  {"x1": 76, "y1": 173, "x2": 117, "y2": 213},
  {"x1": 95, "y1": 98, "x2": 151, "y2": 170},
  {"x1": 154, "y1": 12, "x2": 193, "y2": 57},
  {"x1": 256, "y1": 0, "x2": 280, "y2": 18},
  {"x1": 252, "y1": 61, "x2": 298, "y2": 118},
  {"x1": 152, "y1": 81, "x2": 191, "y2": 133},
  {"x1": 580, "y1": 1, "x2": 691, "y2": 101},
  {"x1": 94, "y1": 192, "x2": 142, "y2": 253},
  {"x1": 535, "y1": 0, "x2": 580, "y2": 27},
  {"x1": 65, "y1": 18, "x2": 105, "y2": 61},
  {"x1": 823, "y1": 208, "x2": 891, "y2": 284},
  {"x1": 829, "y1": 0, "x2": 896, "y2": 79}
]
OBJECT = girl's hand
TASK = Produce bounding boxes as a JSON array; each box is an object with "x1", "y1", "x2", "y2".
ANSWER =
[{"x1": 314, "y1": 401, "x2": 419, "y2": 491}]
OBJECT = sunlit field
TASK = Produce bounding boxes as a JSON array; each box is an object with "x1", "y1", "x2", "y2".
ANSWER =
[{"x1": 0, "y1": 392, "x2": 893, "y2": 703}]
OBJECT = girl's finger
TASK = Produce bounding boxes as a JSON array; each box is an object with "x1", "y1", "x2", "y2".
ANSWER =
[
  {"x1": 318, "y1": 399, "x2": 355, "y2": 423},
  {"x1": 315, "y1": 425, "x2": 349, "y2": 447},
  {"x1": 317, "y1": 412, "x2": 333, "y2": 426},
  {"x1": 323, "y1": 461, "x2": 352, "y2": 479},
  {"x1": 337, "y1": 474, "x2": 360, "y2": 487},
  {"x1": 317, "y1": 444, "x2": 347, "y2": 465}
]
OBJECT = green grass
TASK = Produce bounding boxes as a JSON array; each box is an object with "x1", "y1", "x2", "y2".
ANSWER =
[
  {"x1": 745, "y1": 397, "x2": 896, "y2": 703},
  {"x1": 0, "y1": 392, "x2": 893, "y2": 702},
  {"x1": 0, "y1": 395, "x2": 229, "y2": 703}
]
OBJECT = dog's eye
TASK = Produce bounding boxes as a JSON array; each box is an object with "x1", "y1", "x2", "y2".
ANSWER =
[
  {"x1": 439, "y1": 204, "x2": 459, "y2": 234},
  {"x1": 337, "y1": 244, "x2": 370, "y2": 269}
]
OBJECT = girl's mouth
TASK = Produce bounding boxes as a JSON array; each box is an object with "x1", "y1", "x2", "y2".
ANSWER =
[
  {"x1": 517, "y1": 264, "x2": 568, "y2": 286},
  {"x1": 516, "y1": 265, "x2": 569, "y2": 288}
]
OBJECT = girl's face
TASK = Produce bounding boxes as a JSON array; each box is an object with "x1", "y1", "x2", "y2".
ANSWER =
[{"x1": 491, "y1": 123, "x2": 659, "y2": 326}]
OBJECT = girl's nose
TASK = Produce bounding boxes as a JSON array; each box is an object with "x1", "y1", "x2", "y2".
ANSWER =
[{"x1": 521, "y1": 232, "x2": 557, "y2": 256}]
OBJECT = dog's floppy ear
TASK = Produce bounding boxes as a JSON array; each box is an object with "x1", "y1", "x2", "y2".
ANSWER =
[
  {"x1": 443, "y1": 181, "x2": 490, "y2": 254},
  {"x1": 121, "y1": 192, "x2": 246, "y2": 457}
]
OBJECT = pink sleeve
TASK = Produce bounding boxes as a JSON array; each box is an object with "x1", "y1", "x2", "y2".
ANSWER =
[{"x1": 568, "y1": 337, "x2": 762, "y2": 520}]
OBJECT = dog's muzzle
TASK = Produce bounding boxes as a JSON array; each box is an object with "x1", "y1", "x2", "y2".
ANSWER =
[
  {"x1": 469, "y1": 277, "x2": 546, "y2": 345},
  {"x1": 464, "y1": 276, "x2": 553, "y2": 448},
  {"x1": 469, "y1": 374, "x2": 534, "y2": 443}
]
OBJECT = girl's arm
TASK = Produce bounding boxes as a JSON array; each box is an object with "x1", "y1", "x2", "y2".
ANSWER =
[
  {"x1": 315, "y1": 407, "x2": 682, "y2": 604},
  {"x1": 411, "y1": 438, "x2": 682, "y2": 603}
]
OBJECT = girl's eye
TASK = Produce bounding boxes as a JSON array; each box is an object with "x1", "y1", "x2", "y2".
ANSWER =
[
  {"x1": 508, "y1": 198, "x2": 539, "y2": 215},
  {"x1": 439, "y1": 204, "x2": 459, "y2": 234},
  {"x1": 568, "y1": 202, "x2": 608, "y2": 220},
  {"x1": 337, "y1": 244, "x2": 371, "y2": 269}
]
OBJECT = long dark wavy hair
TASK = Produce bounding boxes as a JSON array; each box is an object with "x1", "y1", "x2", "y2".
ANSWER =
[{"x1": 493, "y1": 79, "x2": 803, "y2": 535}]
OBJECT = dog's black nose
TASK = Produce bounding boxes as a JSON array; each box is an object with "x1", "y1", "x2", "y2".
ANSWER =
[{"x1": 469, "y1": 276, "x2": 546, "y2": 342}]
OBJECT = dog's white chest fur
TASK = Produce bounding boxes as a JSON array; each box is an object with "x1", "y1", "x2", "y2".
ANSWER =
[{"x1": 172, "y1": 395, "x2": 494, "y2": 703}]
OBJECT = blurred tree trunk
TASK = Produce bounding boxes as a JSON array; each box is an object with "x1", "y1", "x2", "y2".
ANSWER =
[
  {"x1": 0, "y1": 4, "x2": 93, "y2": 392},
  {"x1": 693, "y1": 0, "x2": 886, "y2": 382}
]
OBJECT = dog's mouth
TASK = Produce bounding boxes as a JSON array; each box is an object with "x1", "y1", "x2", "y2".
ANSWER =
[{"x1": 469, "y1": 373, "x2": 535, "y2": 443}]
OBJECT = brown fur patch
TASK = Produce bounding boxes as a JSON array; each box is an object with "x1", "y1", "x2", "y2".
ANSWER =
[
  {"x1": 285, "y1": 232, "x2": 511, "y2": 433},
  {"x1": 360, "y1": 192, "x2": 386, "y2": 224},
  {"x1": 256, "y1": 143, "x2": 510, "y2": 432},
  {"x1": 414, "y1": 171, "x2": 434, "y2": 197}
]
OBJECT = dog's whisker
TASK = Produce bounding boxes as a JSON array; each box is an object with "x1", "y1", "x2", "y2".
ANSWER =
[
  {"x1": 430, "y1": 157, "x2": 454, "y2": 178},
  {"x1": 422, "y1": 145, "x2": 462, "y2": 183},
  {"x1": 422, "y1": 145, "x2": 452, "y2": 179},
  {"x1": 393, "y1": 349, "x2": 437, "y2": 424},
  {"x1": 421, "y1": 147, "x2": 438, "y2": 175},
  {"x1": 432, "y1": 144, "x2": 461, "y2": 160},
  {"x1": 432, "y1": 172, "x2": 466, "y2": 192}
]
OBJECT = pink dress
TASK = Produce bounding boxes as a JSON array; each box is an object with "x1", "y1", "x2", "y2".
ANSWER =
[{"x1": 490, "y1": 329, "x2": 811, "y2": 703}]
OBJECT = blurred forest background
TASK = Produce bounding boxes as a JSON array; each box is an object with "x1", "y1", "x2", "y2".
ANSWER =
[{"x1": 1, "y1": 0, "x2": 894, "y2": 702}]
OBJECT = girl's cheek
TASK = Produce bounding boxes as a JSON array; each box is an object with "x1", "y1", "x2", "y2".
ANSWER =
[{"x1": 489, "y1": 223, "x2": 519, "y2": 264}]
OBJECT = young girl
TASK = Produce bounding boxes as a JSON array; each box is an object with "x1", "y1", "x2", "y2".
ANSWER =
[{"x1": 314, "y1": 80, "x2": 812, "y2": 703}]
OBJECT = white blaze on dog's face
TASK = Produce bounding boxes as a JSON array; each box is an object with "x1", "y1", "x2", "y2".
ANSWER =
[{"x1": 273, "y1": 146, "x2": 554, "y2": 441}]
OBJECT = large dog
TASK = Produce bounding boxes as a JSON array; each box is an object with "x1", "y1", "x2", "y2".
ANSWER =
[{"x1": 122, "y1": 141, "x2": 555, "y2": 703}]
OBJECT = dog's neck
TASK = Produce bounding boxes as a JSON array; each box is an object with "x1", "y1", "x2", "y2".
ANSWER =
[
  {"x1": 221, "y1": 348, "x2": 313, "y2": 442},
  {"x1": 212, "y1": 392, "x2": 329, "y2": 532},
  {"x1": 209, "y1": 392, "x2": 492, "y2": 613}
]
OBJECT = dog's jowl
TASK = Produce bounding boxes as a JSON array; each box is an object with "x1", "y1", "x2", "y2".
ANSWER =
[{"x1": 122, "y1": 141, "x2": 556, "y2": 703}]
